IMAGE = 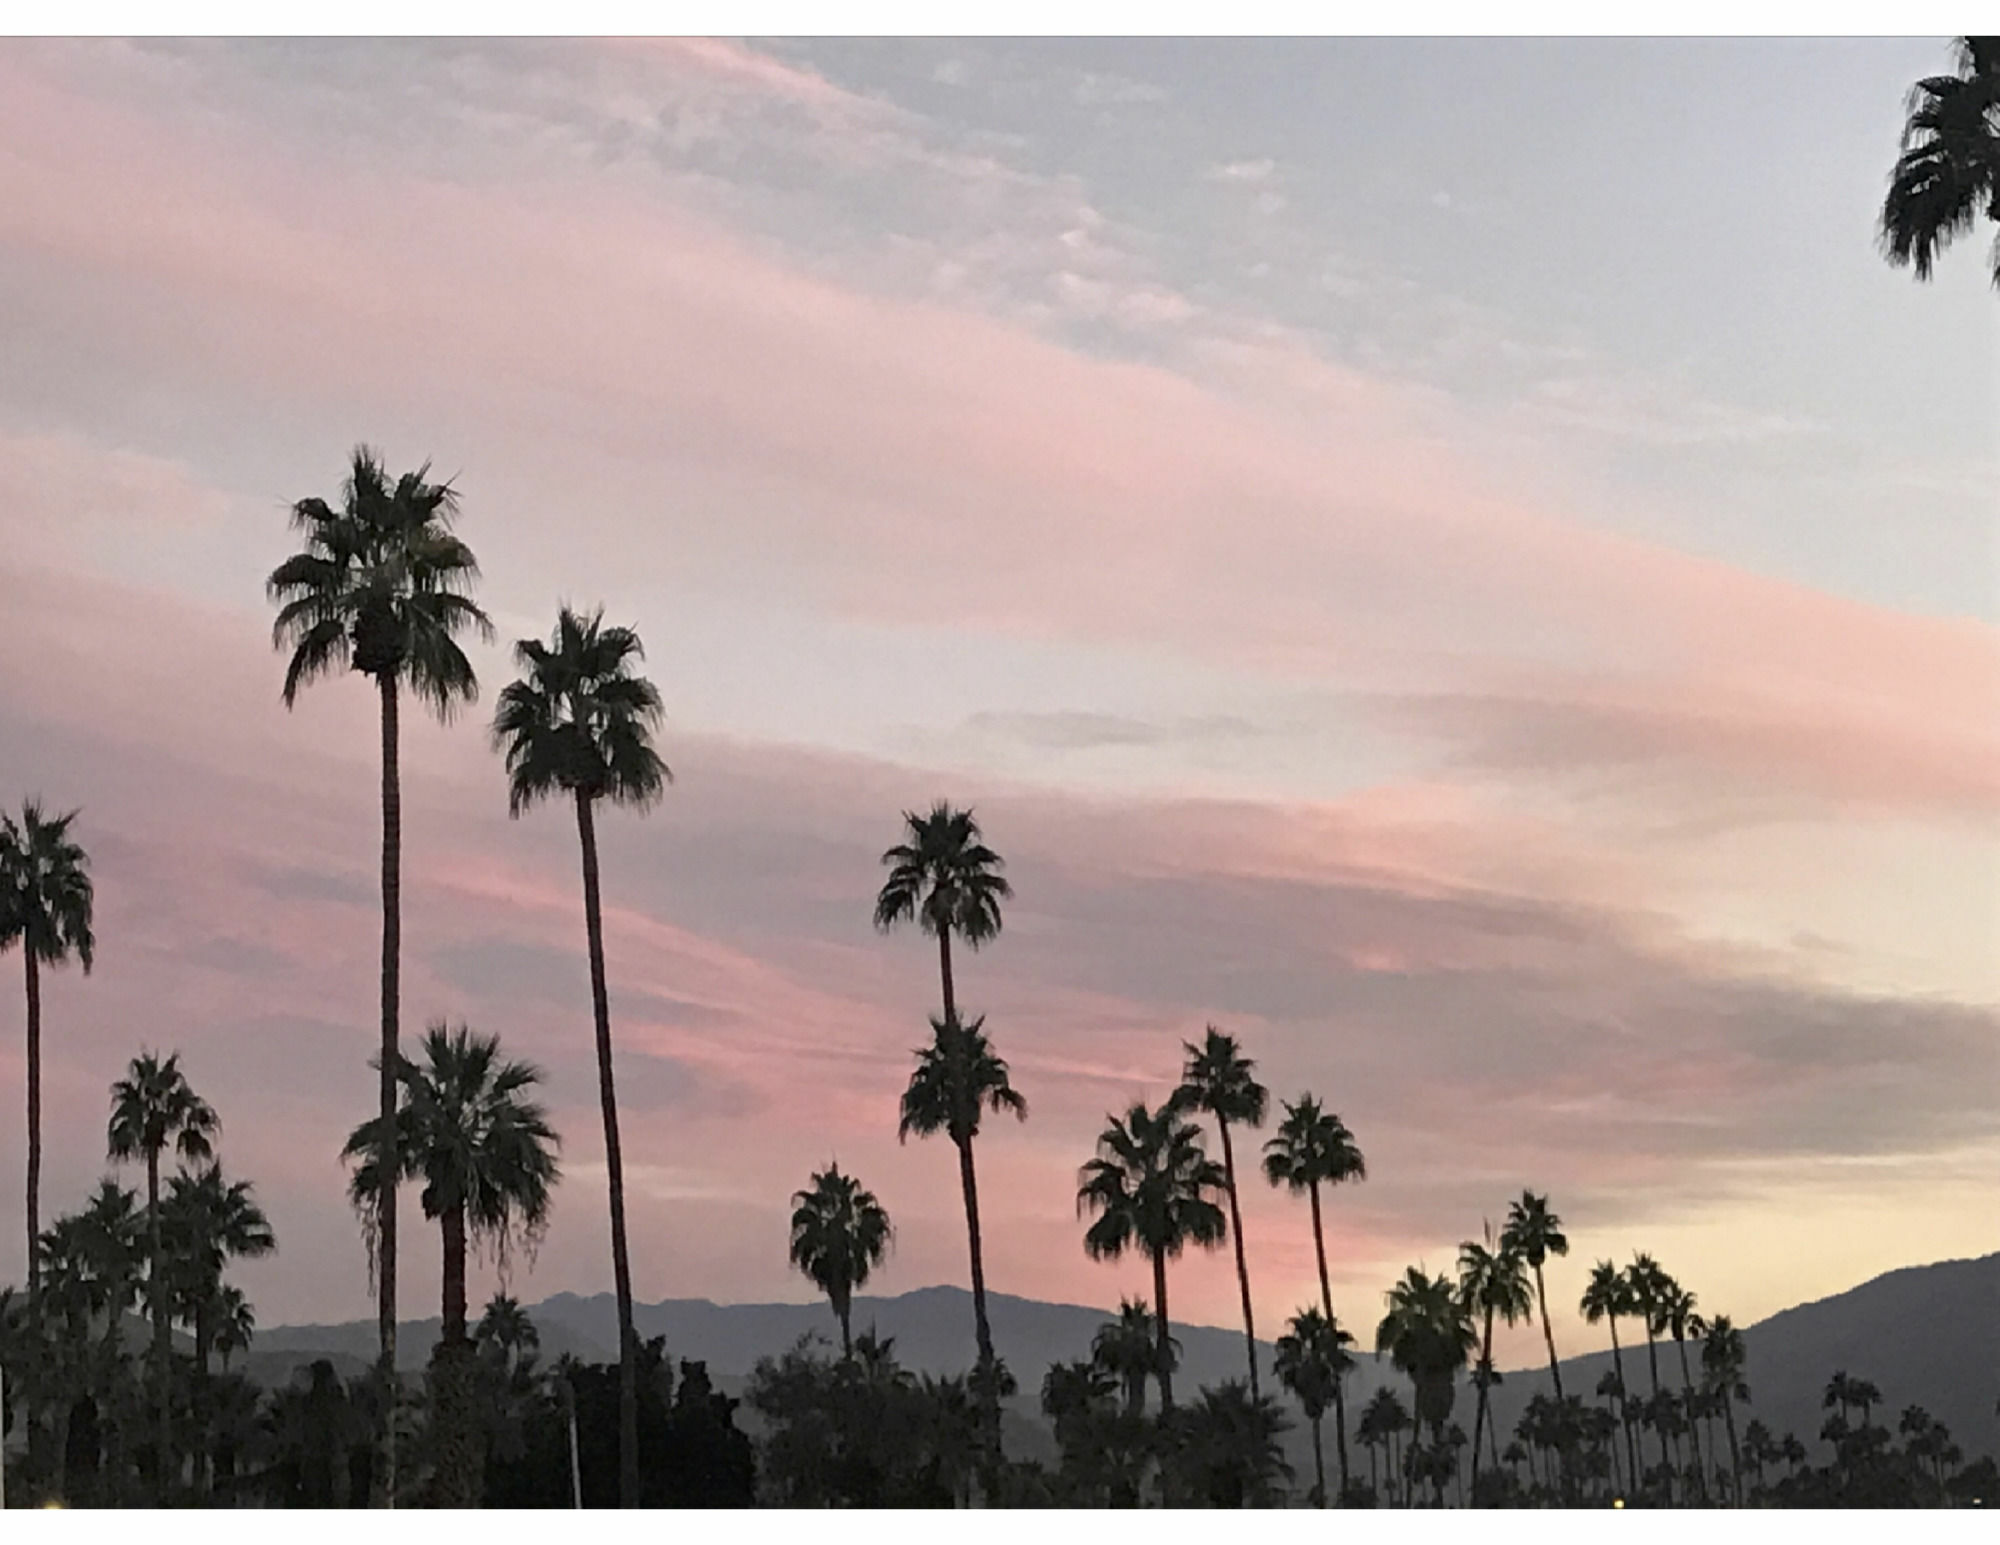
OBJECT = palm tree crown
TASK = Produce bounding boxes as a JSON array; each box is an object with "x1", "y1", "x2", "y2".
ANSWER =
[
  {"x1": 1375, "y1": 1266, "x2": 1476, "y2": 1440},
  {"x1": 873, "y1": 802, "x2": 1011, "y2": 952},
  {"x1": 0, "y1": 800, "x2": 96, "y2": 971},
  {"x1": 1260, "y1": 1095, "x2": 1366, "y2": 1197},
  {"x1": 1171, "y1": 1026, "x2": 1268, "y2": 1128},
  {"x1": 108, "y1": 1052, "x2": 220, "y2": 1175},
  {"x1": 1274, "y1": 1304, "x2": 1353, "y2": 1505},
  {"x1": 898, "y1": 1014, "x2": 1028, "y2": 1146},
  {"x1": 1880, "y1": 37, "x2": 2000, "y2": 286},
  {"x1": 492, "y1": 605, "x2": 671, "y2": 814},
  {"x1": 788, "y1": 1163, "x2": 893, "y2": 1359}
]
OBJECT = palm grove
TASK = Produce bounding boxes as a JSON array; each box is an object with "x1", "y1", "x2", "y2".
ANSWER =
[{"x1": 2, "y1": 39, "x2": 1997, "y2": 1507}]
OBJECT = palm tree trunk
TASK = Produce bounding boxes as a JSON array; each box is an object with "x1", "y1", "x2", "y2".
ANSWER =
[
  {"x1": 1308, "y1": 1180, "x2": 1332, "y2": 1318},
  {"x1": 1212, "y1": 1119, "x2": 1259, "y2": 1400},
  {"x1": 1644, "y1": 1330, "x2": 1665, "y2": 1473},
  {"x1": 1150, "y1": 1251, "x2": 1174, "y2": 1411},
  {"x1": 22, "y1": 948, "x2": 44, "y2": 1481},
  {"x1": 147, "y1": 1148, "x2": 170, "y2": 1496},
  {"x1": 1309, "y1": 1411, "x2": 1325, "y2": 1506},
  {"x1": 1471, "y1": 1305, "x2": 1494, "y2": 1492},
  {"x1": 1303, "y1": 1181, "x2": 1348, "y2": 1493},
  {"x1": 575, "y1": 790, "x2": 640, "y2": 1509},
  {"x1": 374, "y1": 670, "x2": 402, "y2": 1509},
  {"x1": 1331, "y1": 1375, "x2": 1350, "y2": 1499},
  {"x1": 1533, "y1": 1262, "x2": 1562, "y2": 1401},
  {"x1": 441, "y1": 1204, "x2": 468, "y2": 1345},
  {"x1": 432, "y1": 1202, "x2": 479, "y2": 1509},
  {"x1": 937, "y1": 930, "x2": 956, "y2": 1026},
  {"x1": 837, "y1": 1300, "x2": 853, "y2": 1362},
  {"x1": 954, "y1": 1137, "x2": 997, "y2": 1403},
  {"x1": 1722, "y1": 1391, "x2": 1741, "y2": 1507},
  {"x1": 1674, "y1": 1338, "x2": 1704, "y2": 1495},
  {"x1": 1609, "y1": 1318, "x2": 1638, "y2": 1494},
  {"x1": 1367, "y1": 1436, "x2": 1378, "y2": 1500}
]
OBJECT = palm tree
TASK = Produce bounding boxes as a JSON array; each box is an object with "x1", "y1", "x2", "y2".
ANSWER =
[
  {"x1": 1170, "y1": 1026, "x2": 1269, "y2": 1398},
  {"x1": 788, "y1": 1163, "x2": 893, "y2": 1360},
  {"x1": 1261, "y1": 1093, "x2": 1364, "y2": 1487},
  {"x1": 107, "y1": 1050, "x2": 218, "y2": 1492},
  {"x1": 1499, "y1": 1191, "x2": 1569, "y2": 1404},
  {"x1": 1077, "y1": 1101, "x2": 1227, "y2": 1411},
  {"x1": 492, "y1": 603, "x2": 667, "y2": 1509},
  {"x1": 1700, "y1": 1314, "x2": 1749, "y2": 1506},
  {"x1": 873, "y1": 801, "x2": 1011, "y2": 1029},
  {"x1": 473, "y1": 1293, "x2": 539, "y2": 1377},
  {"x1": 1581, "y1": 1258, "x2": 1642, "y2": 1491},
  {"x1": 270, "y1": 448, "x2": 491, "y2": 1505},
  {"x1": 1880, "y1": 37, "x2": 2000, "y2": 288},
  {"x1": 342, "y1": 1021, "x2": 559, "y2": 1507},
  {"x1": 1662, "y1": 1280, "x2": 1707, "y2": 1495},
  {"x1": 897, "y1": 1013, "x2": 1026, "y2": 1419},
  {"x1": 1374, "y1": 1266, "x2": 1475, "y2": 1505},
  {"x1": 0, "y1": 801, "x2": 95, "y2": 1324},
  {"x1": 1626, "y1": 1253, "x2": 1672, "y2": 1474},
  {"x1": 1273, "y1": 1304, "x2": 1352, "y2": 1507},
  {"x1": 1163, "y1": 1380, "x2": 1293, "y2": 1507},
  {"x1": 1092, "y1": 1297, "x2": 1173, "y2": 1418},
  {"x1": 1358, "y1": 1385, "x2": 1411, "y2": 1506},
  {"x1": 1458, "y1": 1223, "x2": 1531, "y2": 1494}
]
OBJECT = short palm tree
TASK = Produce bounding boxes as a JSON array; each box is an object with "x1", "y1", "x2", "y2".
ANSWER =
[
  {"x1": 1091, "y1": 1297, "x2": 1174, "y2": 1418},
  {"x1": 1357, "y1": 1384, "x2": 1411, "y2": 1505},
  {"x1": 1273, "y1": 1304, "x2": 1352, "y2": 1507},
  {"x1": 873, "y1": 802, "x2": 1011, "y2": 1028},
  {"x1": 0, "y1": 800, "x2": 95, "y2": 1321},
  {"x1": 1500, "y1": 1191, "x2": 1569, "y2": 1403},
  {"x1": 1458, "y1": 1224, "x2": 1531, "y2": 1493},
  {"x1": 898, "y1": 1012, "x2": 1026, "y2": 1418},
  {"x1": 473, "y1": 1293, "x2": 540, "y2": 1377},
  {"x1": 1700, "y1": 1314, "x2": 1749, "y2": 1506},
  {"x1": 270, "y1": 448, "x2": 490, "y2": 1506},
  {"x1": 1170, "y1": 1026, "x2": 1269, "y2": 1397},
  {"x1": 1077, "y1": 1101, "x2": 1227, "y2": 1411},
  {"x1": 1375, "y1": 1266, "x2": 1476, "y2": 1505},
  {"x1": 1581, "y1": 1258, "x2": 1642, "y2": 1490},
  {"x1": 1880, "y1": 37, "x2": 2000, "y2": 288},
  {"x1": 342, "y1": 1022, "x2": 559, "y2": 1507},
  {"x1": 788, "y1": 1163, "x2": 893, "y2": 1360},
  {"x1": 1163, "y1": 1379, "x2": 1293, "y2": 1507},
  {"x1": 107, "y1": 1050, "x2": 218, "y2": 1491},
  {"x1": 161, "y1": 1164, "x2": 276, "y2": 1379},
  {"x1": 1261, "y1": 1093, "x2": 1364, "y2": 1488},
  {"x1": 493, "y1": 603, "x2": 668, "y2": 1509}
]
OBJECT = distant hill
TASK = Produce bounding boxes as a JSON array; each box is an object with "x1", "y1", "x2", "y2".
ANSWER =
[{"x1": 253, "y1": 1253, "x2": 1998, "y2": 1482}]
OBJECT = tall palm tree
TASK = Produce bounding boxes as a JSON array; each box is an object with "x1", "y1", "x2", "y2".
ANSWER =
[
  {"x1": 1458, "y1": 1223, "x2": 1531, "y2": 1494},
  {"x1": 1091, "y1": 1297, "x2": 1174, "y2": 1418},
  {"x1": 1880, "y1": 37, "x2": 2000, "y2": 288},
  {"x1": 788, "y1": 1163, "x2": 893, "y2": 1360},
  {"x1": 1374, "y1": 1266, "x2": 1476, "y2": 1507},
  {"x1": 1261, "y1": 1093, "x2": 1364, "y2": 1488},
  {"x1": 873, "y1": 802, "x2": 1011, "y2": 1029},
  {"x1": 493, "y1": 603, "x2": 667, "y2": 1509},
  {"x1": 0, "y1": 800, "x2": 95, "y2": 1323},
  {"x1": 107, "y1": 1050, "x2": 218, "y2": 1492},
  {"x1": 1700, "y1": 1314, "x2": 1749, "y2": 1506},
  {"x1": 1170, "y1": 1026, "x2": 1269, "y2": 1397},
  {"x1": 1662, "y1": 1280, "x2": 1707, "y2": 1495},
  {"x1": 1625, "y1": 1253, "x2": 1672, "y2": 1474},
  {"x1": 1273, "y1": 1304, "x2": 1352, "y2": 1507},
  {"x1": 1077, "y1": 1101, "x2": 1227, "y2": 1411},
  {"x1": 1581, "y1": 1258, "x2": 1642, "y2": 1491},
  {"x1": 342, "y1": 1022, "x2": 559, "y2": 1508},
  {"x1": 898, "y1": 1013, "x2": 1026, "y2": 1419},
  {"x1": 1499, "y1": 1191, "x2": 1569, "y2": 1404},
  {"x1": 270, "y1": 447, "x2": 491, "y2": 1506}
]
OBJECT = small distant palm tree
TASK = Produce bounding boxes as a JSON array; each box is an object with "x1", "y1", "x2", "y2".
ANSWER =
[
  {"x1": 1581, "y1": 1257, "x2": 1643, "y2": 1492},
  {"x1": 1163, "y1": 1379, "x2": 1293, "y2": 1507},
  {"x1": 1700, "y1": 1314, "x2": 1749, "y2": 1505},
  {"x1": 1375, "y1": 1266, "x2": 1476, "y2": 1506},
  {"x1": 898, "y1": 1013, "x2": 1026, "y2": 1417},
  {"x1": 342, "y1": 1022, "x2": 559, "y2": 1507},
  {"x1": 493, "y1": 603, "x2": 668, "y2": 1509},
  {"x1": 1625, "y1": 1253, "x2": 1672, "y2": 1472},
  {"x1": 0, "y1": 799, "x2": 95, "y2": 1322},
  {"x1": 788, "y1": 1163, "x2": 893, "y2": 1360},
  {"x1": 1662, "y1": 1280, "x2": 1707, "y2": 1494},
  {"x1": 1077, "y1": 1101, "x2": 1227, "y2": 1411},
  {"x1": 161, "y1": 1164, "x2": 276, "y2": 1380},
  {"x1": 1880, "y1": 37, "x2": 2000, "y2": 288},
  {"x1": 1358, "y1": 1385, "x2": 1411, "y2": 1506},
  {"x1": 873, "y1": 801, "x2": 1011, "y2": 1029},
  {"x1": 1091, "y1": 1297, "x2": 1174, "y2": 1418},
  {"x1": 473, "y1": 1293, "x2": 539, "y2": 1377},
  {"x1": 270, "y1": 448, "x2": 491, "y2": 1506},
  {"x1": 1170, "y1": 1026, "x2": 1269, "y2": 1397},
  {"x1": 107, "y1": 1050, "x2": 219, "y2": 1491},
  {"x1": 1500, "y1": 1191, "x2": 1569, "y2": 1403},
  {"x1": 1274, "y1": 1304, "x2": 1353, "y2": 1507},
  {"x1": 1458, "y1": 1223, "x2": 1532, "y2": 1494}
]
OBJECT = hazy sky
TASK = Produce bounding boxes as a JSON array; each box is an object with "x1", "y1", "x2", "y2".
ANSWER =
[{"x1": 0, "y1": 36, "x2": 1994, "y2": 1370}]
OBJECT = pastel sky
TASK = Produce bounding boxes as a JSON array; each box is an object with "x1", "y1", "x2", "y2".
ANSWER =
[{"x1": 1, "y1": 36, "x2": 1995, "y2": 1373}]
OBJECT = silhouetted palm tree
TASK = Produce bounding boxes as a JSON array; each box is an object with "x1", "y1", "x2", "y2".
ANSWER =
[
  {"x1": 107, "y1": 1050, "x2": 218, "y2": 1491},
  {"x1": 1274, "y1": 1305, "x2": 1352, "y2": 1506},
  {"x1": 1077, "y1": 1101, "x2": 1227, "y2": 1411},
  {"x1": 1092, "y1": 1297, "x2": 1174, "y2": 1418},
  {"x1": 1170, "y1": 1026, "x2": 1269, "y2": 1398},
  {"x1": 1581, "y1": 1257, "x2": 1642, "y2": 1491},
  {"x1": 343, "y1": 1022, "x2": 559, "y2": 1507},
  {"x1": 1662, "y1": 1280, "x2": 1707, "y2": 1495},
  {"x1": 1458, "y1": 1223, "x2": 1531, "y2": 1494},
  {"x1": 1626, "y1": 1253, "x2": 1672, "y2": 1474},
  {"x1": 1700, "y1": 1314, "x2": 1749, "y2": 1505},
  {"x1": 1261, "y1": 1094, "x2": 1364, "y2": 1488},
  {"x1": 0, "y1": 800, "x2": 95, "y2": 1327},
  {"x1": 1375, "y1": 1266, "x2": 1475, "y2": 1506},
  {"x1": 1163, "y1": 1379, "x2": 1293, "y2": 1506},
  {"x1": 898, "y1": 1012, "x2": 1026, "y2": 1419},
  {"x1": 473, "y1": 1293, "x2": 539, "y2": 1377},
  {"x1": 873, "y1": 802, "x2": 1011, "y2": 1029},
  {"x1": 1881, "y1": 37, "x2": 2000, "y2": 287},
  {"x1": 1500, "y1": 1192, "x2": 1568, "y2": 1405},
  {"x1": 493, "y1": 603, "x2": 668, "y2": 1509},
  {"x1": 788, "y1": 1163, "x2": 892, "y2": 1360},
  {"x1": 270, "y1": 448, "x2": 490, "y2": 1505},
  {"x1": 1358, "y1": 1385, "x2": 1411, "y2": 1506}
]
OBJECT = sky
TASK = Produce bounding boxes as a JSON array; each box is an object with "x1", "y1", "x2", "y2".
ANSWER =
[{"x1": 0, "y1": 36, "x2": 1994, "y2": 1374}]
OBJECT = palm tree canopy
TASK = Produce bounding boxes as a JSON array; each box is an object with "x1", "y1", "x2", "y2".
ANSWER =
[
  {"x1": 1880, "y1": 37, "x2": 2000, "y2": 286},
  {"x1": 1458, "y1": 1231, "x2": 1533, "y2": 1327},
  {"x1": 1077, "y1": 1101, "x2": 1228, "y2": 1265},
  {"x1": 268, "y1": 446, "x2": 493, "y2": 709},
  {"x1": 788, "y1": 1163, "x2": 893, "y2": 1308},
  {"x1": 1091, "y1": 1297, "x2": 1177, "y2": 1389},
  {"x1": 1260, "y1": 1093, "x2": 1365, "y2": 1193},
  {"x1": 492, "y1": 604, "x2": 670, "y2": 816},
  {"x1": 1273, "y1": 1305, "x2": 1354, "y2": 1421},
  {"x1": 342, "y1": 1021, "x2": 560, "y2": 1264},
  {"x1": 1700, "y1": 1314, "x2": 1749, "y2": 1399},
  {"x1": 1376, "y1": 1266, "x2": 1476, "y2": 1432},
  {"x1": 475, "y1": 1293, "x2": 540, "y2": 1358},
  {"x1": 1169, "y1": 1025, "x2": 1268, "y2": 1129},
  {"x1": 1579, "y1": 1258, "x2": 1632, "y2": 1324},
  {"x1": 872, "y1": 801, "x2": 1011, "y2": 947},
  {"x1": 897, "y1": 1013, "x2": 1027, "y2": 1146},
  {"x1": 161, "y1": 1162, "x2": 276, "y2": 1294},
  {"x1": 0, "y1": 800, "x2": 96, "y2": 972},
  {"x1": 1499, "y1": 1191, "x2": 1568, "y2": 1268},
  {"x1": 1358, "y1": 1384, "x2": 1411, "y2": 1442},
  {"x1": 107, "y1": 1051, "x2": 219, "y2": 1168}
]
